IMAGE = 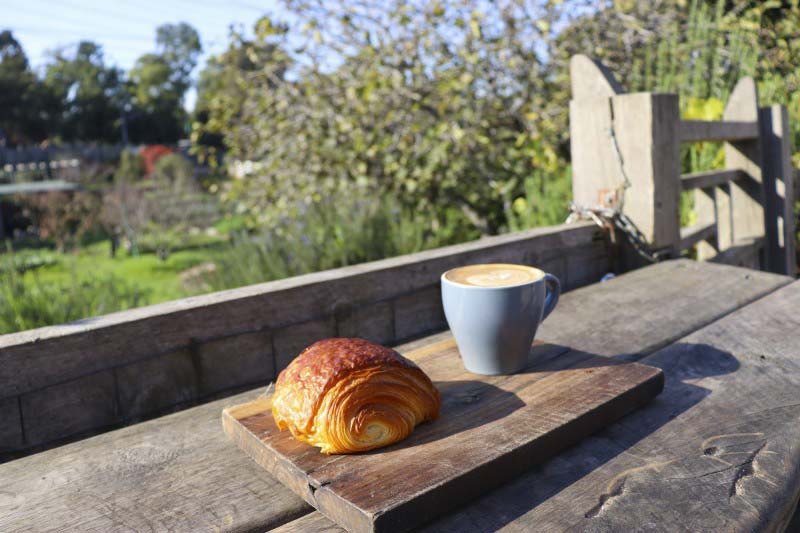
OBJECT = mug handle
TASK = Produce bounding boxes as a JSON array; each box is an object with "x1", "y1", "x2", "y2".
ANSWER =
[{"x1": 542, "y1": 273, "x2": 561, "y2": 321}]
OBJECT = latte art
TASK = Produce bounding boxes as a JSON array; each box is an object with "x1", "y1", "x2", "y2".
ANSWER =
[{"x1": 445, "y1": 264, "x2": 542, "y2": 287}]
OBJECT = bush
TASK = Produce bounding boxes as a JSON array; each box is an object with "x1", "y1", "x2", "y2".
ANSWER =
[
  {"x1": 0, "y1": 257, "x2": 149, "y2": 334},
  {"x1": 154, "y1": 153, "x2": 193, "y2": 189},
  {"x1": 115, "y1": 150, "x2": 145, "y2": 183},
  {"x1": 16, "y1": 191, "x2": 103, "y2": 251},
  {"x1": 202, "y1": 190, "x2": 480, "y2": 291}
]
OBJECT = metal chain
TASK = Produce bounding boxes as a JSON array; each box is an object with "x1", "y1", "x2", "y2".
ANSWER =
[{"x1": 567, "y1": 203, "x2": 667, "y2": 263}]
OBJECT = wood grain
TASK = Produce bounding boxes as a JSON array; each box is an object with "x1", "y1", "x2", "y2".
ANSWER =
[
  {"x1": 0, "y1": 260, "x2": 789, "y2": 532},
  {"x1": 403, "y1": 278, "x2": 800, "y2": 532},
  {"x1": 724, "y1": 77, "x2": 765, "y2": 246},
  {"x1": 0, "y1": 222, "x2": 601, "y2": 401},
  {"x1": 0, "y1": 389, "x2": 311, "y2": 533},
  {"x1": 223, "y1": 340, "x2": 663, "y2": 532},
  {"x1": 612, "y1": 92, "x2": 681, "y2": 251}
]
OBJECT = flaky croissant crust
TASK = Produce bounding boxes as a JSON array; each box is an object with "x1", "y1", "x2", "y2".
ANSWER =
[{"x1": 271, "y1": 338, "x2": 441, "y2": 454}]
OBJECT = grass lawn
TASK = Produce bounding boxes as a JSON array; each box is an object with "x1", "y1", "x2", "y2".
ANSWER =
[{"x1": 30, "y1": 241, "x2": 216, "y2": 305}]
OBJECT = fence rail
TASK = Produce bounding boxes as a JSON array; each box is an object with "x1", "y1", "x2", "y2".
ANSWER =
[
  {"x1": 680, "y1": 169, "x2": 746, "y2": 190},
  {"x1": 678, "y1": 120, "x2": 760, "y2": 143},
  {"x1": 570, "y1": 54, "x2": 797, "y2": 275},
  {"x1": 0, "y1": 222, "x2": 608, "y2": 457}
]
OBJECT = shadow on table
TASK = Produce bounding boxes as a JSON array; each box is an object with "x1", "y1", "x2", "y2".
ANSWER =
[
  {"x1": 386, "y1": 341, "x2": 654, "y2": 452},
  {"x1": 378, "y1": 379, "x2": 526, "y2": 451},
  {"x1": 418, "y1": 341, "x2": 740, "y2": 532}
]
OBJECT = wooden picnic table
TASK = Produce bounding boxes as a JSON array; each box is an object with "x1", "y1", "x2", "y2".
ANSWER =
[{"x1": 2, "y1": 259, "x2": 800, "y2": 532}]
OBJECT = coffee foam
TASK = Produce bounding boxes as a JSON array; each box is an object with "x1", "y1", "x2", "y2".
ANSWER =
[{"x1": 444, "y1": 264, "x2": 542, "y2": 287}]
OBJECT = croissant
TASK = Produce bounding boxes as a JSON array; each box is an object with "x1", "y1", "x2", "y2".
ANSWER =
[{"x1": 271, "y1": 338, "x2": 441, "y2": 454}]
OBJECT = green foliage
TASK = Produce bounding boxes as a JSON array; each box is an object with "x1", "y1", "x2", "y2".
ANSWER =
[
  {"x1": 0, "y1": 30, "x2": 60, "y2": 144},
  {"x1": 115, "y1": 150, "x2": 145, "y2": 182},
  {"x1": 44, "y1": 41, "x2": 126, "y2": 142},
  {"x1": 1, "y1": 23, "x2": 202, "y2": 146},
  {"x1": 195, "y1": 2, "x2": 587, "y2": 234},
  {"x1": 134, "y1": 226, "x2": 225, "y2": 258},
  {"x1": 154, "y1": 153, "x2": 193, "y2": 189},
  {"x1": 506, "y1": 165, "x2": 572, "y2": 232},
  {"x1": 0, "y1": 252, "x2": 148, "y2": 334},
  {"x1": 203, "y1": 191, "x2": 480, "y2": 291},
  {"x1": 0, "y1": 249, "x2": 59, "y2": 274}
]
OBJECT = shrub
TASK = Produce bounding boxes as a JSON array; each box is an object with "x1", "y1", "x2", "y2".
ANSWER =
[
  {"x1": 115, "y1": 150, "x2": 145, "y2": 183},
  {"x1": 16, "y1": 191, "x2": 102, "y2": 251},
  {"x1": 140, "y1": 144, "x2": 174, "y2": 178},
  {"x1": 202, "y1": 190, "x2": 479, "y2": 291},
  {"x1": 154, "y1": 153, "x2": 193, "y2": 190}
]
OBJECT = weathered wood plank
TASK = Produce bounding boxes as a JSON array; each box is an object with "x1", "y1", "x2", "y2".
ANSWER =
[
  {"x1": 680, "y1": 168, "x2": 745, "y2": 190},
  {"x1": 759, "y1": 104, "x2": 796, "y2": 276},
  {"x1": 0, "y1": 389, "x2": 313, "y2": 532},
  {"x1": 415, "y1": 278, "x2": 800, "y2": 532},
  {"x1": 679, "y1": 222, "x2": 716, "y2": 251},
  {"x1": 0, "y1": 332, "x2": 452, "y2": 532},
  {"x1": 0, "y1": 223, "x2": 602, "y2": 401},
  {"x1": 694, "y1": 184, "x2": 722, "y2": 260},
  {"x1": 272, "y1": 260, "x2": 791, "y2": 531},
  {"x1": 710, "y1": 236, "x2": 765, "y2": 270},
  {"x1": 571, "y1": 86, "x2": 682, "y2": 252},
  {"x1": 724, "y1": 78, "x2": 765, "y2": 246},
  {"x1": 535, "y1": 259, "x2": 788, "y2": 359},
  {"x1": 612, "y1": 93, "x2": 681, "y2": 251},
  {"x1": 224, "y1": 341, "x2": 663, "y2": 533},
  {"x1": 678, "y1": 120, "x2": 759, "y2": 143},
  {"x1": 277, "y1": 270, "x2": 800, "y2": 533},
  {"x1": 0, "y1": 261, "x2": 789, "y2": 533},
  {"x1": 569, "y1": 54, "x2": 622, "y2": 101}
]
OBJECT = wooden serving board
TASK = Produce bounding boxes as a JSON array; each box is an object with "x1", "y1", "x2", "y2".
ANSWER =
[{"x1": 222, "y1": 339, "x2": 663, "y2": 533}]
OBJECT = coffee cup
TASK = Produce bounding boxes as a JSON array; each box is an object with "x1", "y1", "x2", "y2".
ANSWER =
[{"x1": 441, "y1": 263, "x2": 561, "y2": 375}]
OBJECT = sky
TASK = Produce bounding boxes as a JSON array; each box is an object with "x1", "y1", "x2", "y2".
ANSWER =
[{"x1": 0, "y1": 0, "x2": 288, "y2": 110}]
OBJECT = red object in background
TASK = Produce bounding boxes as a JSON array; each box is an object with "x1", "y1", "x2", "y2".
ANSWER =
[{"x1": 140, "y1": 145, "x2": 175, "y2": 178}]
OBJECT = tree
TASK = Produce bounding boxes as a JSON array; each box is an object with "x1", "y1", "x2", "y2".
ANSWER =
[
  {"x1": 126, "y1": 53, "x2": 185, "y2": 143},
  {"x1": 194, "y1": 4, "x2": 590, "y2": 234},
  {"x1": 192, "y1": 21, "x2": 289, "y2": 161},
  {"x1": 127, "y1": 23, "x2": 202, "y2": 144},
  {"x1": 0, "y1": 30, "x2": 59, "y2": 145},
  {"x1": 44, "y1": 41, "x2": 124, "y2": 142},
  {"x1": 156, "y1": 23, "x2": 202, "y2": 97}
]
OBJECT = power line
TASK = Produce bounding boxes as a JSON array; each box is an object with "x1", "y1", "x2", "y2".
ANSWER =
[{"x1": 11, "y1": 25, "x2": 154, "y2": 44}]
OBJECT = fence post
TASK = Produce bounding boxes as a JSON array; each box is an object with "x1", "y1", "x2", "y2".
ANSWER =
[
  {"x1": 570, "y1": 55, "x2": 681, "y2": 256},
  {"x1": 723, "y1": 78, "x2": 765, "y2": 266},
  {"x1": 759, "y1": 104, "x2": 796, "y2": 275}
]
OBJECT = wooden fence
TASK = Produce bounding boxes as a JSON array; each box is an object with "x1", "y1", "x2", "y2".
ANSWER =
[
  {"x1": 570, "y1": 55, "x2": 797, "y2": 275},
  {"x1": 0, "y1": 223, "x2": 608, "y2": 459},
  {"x1": 0, "y1": 143, "x2": 123, "y2": 183}
]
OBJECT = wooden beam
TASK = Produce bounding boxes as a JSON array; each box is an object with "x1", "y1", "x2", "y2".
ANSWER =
[
  {"x1": 569, "y1": 55, "x2": 622, "y2": 101},
  {"x1": 724, "y1": 77, "x2": 765, "y2": 250},
  {"x1": 678, "y1": 120, "x2": 759, "y2": 143},
  {"x1": 680, "y1": 169, "x2": 746, "y2": 190},
  {"x1": 612, "y1": 93, "x2": 682, "y2": 252},
  {"x1": 679, "y1": 222, "x2": 717, "y2": 251},
  {"x1": 709, "y1": 236, "x2": 765, "y2": 269},
  {"x1": 759, "y1": 104, "x2": 796, "y2": 276},
  {"x1": 0, "y1": 222, "x2": 606, "y2": 403}
]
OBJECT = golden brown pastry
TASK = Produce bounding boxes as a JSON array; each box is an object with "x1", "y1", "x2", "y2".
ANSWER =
[{"x1": 271, "y1": 338, "x2": 440, "y2": 454}]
